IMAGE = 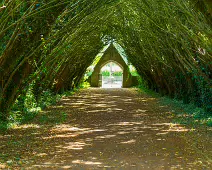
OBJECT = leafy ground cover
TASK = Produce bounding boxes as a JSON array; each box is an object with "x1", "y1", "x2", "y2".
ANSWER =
[{"x1": 138, "y1": 86, "x2": 212, "y2": 127}]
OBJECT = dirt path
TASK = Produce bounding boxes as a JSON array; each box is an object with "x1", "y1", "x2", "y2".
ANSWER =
[{"x1": 0, "y1": 88, "x2": 212, "y2": 169}]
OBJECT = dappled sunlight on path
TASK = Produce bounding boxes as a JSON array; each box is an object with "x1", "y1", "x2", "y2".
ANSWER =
[{"x1": 0, "y1": 88, "x2": 211, "y2": 169}]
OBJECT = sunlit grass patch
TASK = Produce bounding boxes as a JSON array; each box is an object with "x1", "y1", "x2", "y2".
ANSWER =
[
  {"x1": 35, "y1": 111, "x2": 68, "y2": 124},
  {"x1": 159, "y1": 96, "x2": 212, "y2": 127},
  {"x1": 13, "y1": 124, "x2": 41, "y2": 129},
  {"x1": 137, "y1": 86, "x2": 211, "y2": 127}
]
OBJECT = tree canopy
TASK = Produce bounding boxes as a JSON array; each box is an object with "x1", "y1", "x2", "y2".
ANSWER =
[{"x1": 0, "y1": 0, "x2": 211, "y2": 121}]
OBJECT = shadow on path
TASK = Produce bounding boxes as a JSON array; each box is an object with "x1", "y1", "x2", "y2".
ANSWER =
[{"x1": 0, "y1": 88, "x2": 211, "y2": 169}]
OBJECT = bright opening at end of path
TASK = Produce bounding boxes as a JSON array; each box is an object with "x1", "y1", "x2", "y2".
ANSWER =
[{"x1": 101, "y1": 62, "x2": 123, "y2": 88}]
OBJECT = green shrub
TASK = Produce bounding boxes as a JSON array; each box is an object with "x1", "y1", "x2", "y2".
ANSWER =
[
  {"x1": 206, "y1": 118, "x2": 212, "y2": 127},
  {"x1": 101, "y1": 71, "x2": 110, "y2": 76},
  {"x1": 112, "y1": 71, "x2": 123, "y2": 76},
  {"x1": 0, "y1": 121, "x2": 8, "y2": 132}
]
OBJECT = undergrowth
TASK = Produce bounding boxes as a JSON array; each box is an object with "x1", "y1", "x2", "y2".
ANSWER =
[
  {"x1": 0, "y1": 90, "x2": 61, "y2": 132},
  {"x1": 0, "y1": 82, "x2": 89, "y2": 132},
  {"x1": 160, "y1": 97, "x2": 212, "y2": 127},
  {"x1": 138, "y1": 85, "x2": 212, "y2": 127}
]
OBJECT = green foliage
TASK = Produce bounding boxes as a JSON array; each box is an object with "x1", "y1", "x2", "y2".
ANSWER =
[
  {"x1": 23, "y1": 86, "x2": 37, "y2": 110},
  {"x1": 39, "y1": 114, "x2": 49, "y2": 123},
  {"x1": 137, "y1": 83, "x2": 160, "y2": 97},
  {"x1": 206, "y1": 118, "x2": 212, "y2": 126},
  {"x1": 38, "y1": 90, "x2": 61, "y2": 109},
  {"x1": 38, "y1": 111, "x2": 68, "y2": 124},
  {"x1": 61, "y1": 112, "x2": 68, "y2": 123},
  {"x1": 138, "y1": 79, "x2": 212, "y2": 127},
  {"x1": 101, "y1": 71, "x2": 123, "y2": 76},
  {"x1": 6, "y1": 85, "x2": 62, "y2": 127},
  {"x1": 0, "y1": 79, "x2": 86, "y2": 131},
  {"x1": 112, "y1": 71, "x2": 123, "y2": 76},
  {"x1": 80, "y1": 81, "x2": 91, "y2": 89},
  {"x1": 159, "y1": 93, "x2": 212, "y2": 127},
  {"x1": 131, "y1": 70, "x2": 139, "y2": 76},
  {"x1": 137, "y1": 77, "x2": 150, "y2": 90},
  {"x1": 102, "y1": 71, "x2": 110, "y2": 76},
  {"x1": 0, "y1": 120, "x2": 7, "y2": 132}
]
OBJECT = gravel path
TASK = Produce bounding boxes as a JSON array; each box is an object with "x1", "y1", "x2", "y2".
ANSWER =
[{"x1": 0, "y1": 88, "x2": 211, "y2": 169}]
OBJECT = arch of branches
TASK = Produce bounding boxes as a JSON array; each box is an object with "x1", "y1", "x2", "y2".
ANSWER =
[{"x1": 0, "y1": 0, "x2": 211, "y2": 121}]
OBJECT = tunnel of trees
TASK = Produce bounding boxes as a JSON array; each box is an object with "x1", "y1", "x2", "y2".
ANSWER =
[{"x1": 0, "y1": 0, "x2": 211, "y2": 123}]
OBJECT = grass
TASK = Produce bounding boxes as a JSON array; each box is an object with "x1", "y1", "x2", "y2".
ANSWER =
[
  {"x1": 137, "y1": 85, "x2": 161, "y2": 97},
  {"x1": 159, "y1": 96, "x2": 211, "y2": 126},
  {"x1": 138, "y1": 85, "x2": 212, "y2": 127},
  {"x1": 37, "y1": 111, "x2": 68, "y2": 124}
]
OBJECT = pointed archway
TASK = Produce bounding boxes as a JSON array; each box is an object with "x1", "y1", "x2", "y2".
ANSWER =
[
  {"x1": 90, "y1": 44, "x2": 133, "y2": 88},
  {"x1": 101, "y1": 61, "x2": 123, "y2": 88}
]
